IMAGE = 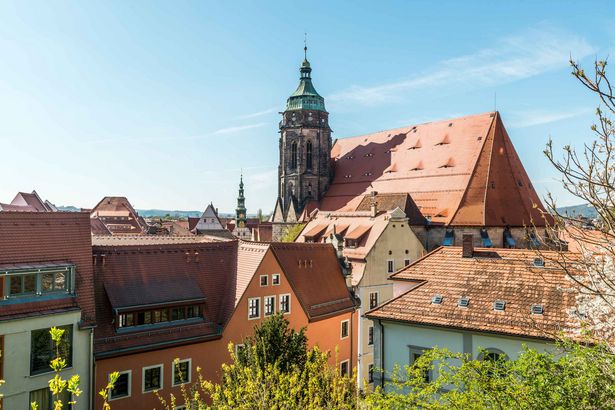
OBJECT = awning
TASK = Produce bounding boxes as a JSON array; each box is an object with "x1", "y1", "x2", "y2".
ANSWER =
[
  {"x1": 303, "y1": 224, "x2": 328, "y2": 240},
  {"x1": 105, "y1": 277, "x2": 206, "y2": 312}
]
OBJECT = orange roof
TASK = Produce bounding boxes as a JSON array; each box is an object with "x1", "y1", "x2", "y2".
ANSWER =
[
  {"x1": 303, "y1": 224, "x2": 328, "y2": 239},
  {"x1": 323, "y1": 112, "x2": 548, "y2": 227},
  {"x1": 345, "y1": 225, "x2": 372, "y2": 240},
  {"x1": 368, "y1": 247, "x2": 582, "y2": 340}
]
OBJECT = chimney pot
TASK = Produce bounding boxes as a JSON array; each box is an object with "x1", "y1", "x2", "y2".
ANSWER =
[{"x1": 462, "y1": 234, "x2": 474, "y2": 258}]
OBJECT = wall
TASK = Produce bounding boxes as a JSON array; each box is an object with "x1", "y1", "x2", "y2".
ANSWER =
[
  {"x1": 0, "y1": 311, "x2": 91, "y2": 410},
  {"x1": 357, "y1": 219, "x2": 424, "y2": 387},
  {"x1": 373, "y1": 320, "x2": 553, "y2": 390}
]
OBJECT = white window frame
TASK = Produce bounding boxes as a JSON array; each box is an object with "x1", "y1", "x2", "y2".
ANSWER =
[
  {"x1": 272, "y1": 273, "x2": 281, "y2": 286},
  {"x1": 279, "y1": 293, "x2": 291, "y2": 315},
  {"x1": 172, "y1": 358, "x2": 192, "y2": 387},
  {"x1": 369, "y1": 291, "x2": 379, "y2": 309},
  {"x1": 387, "y1": 259, "x2": 395, "y2": 273},
  {"x1": 340, "y1": 360, "x2": 350, "y2": 377},
  {"x1": 264, "y1": 295, "x2": 276, "y2": 316},
  {"x1": 248, "y1": 297, "x2": 260, "y2": 320},
  {"x1": 235, "y1": 343, "x2": 245, "y2": 356},
  {"x1": 259, "y1": 275, "x2": 268, "y2": 287},
  {"x1": 142, "y1": 364, "x2": 163, "y2": 393},
  {"x1": 109, "y1": 370, "x2": 131, "y2": 401},
  {"x1": 368, "y1": 325, "x2": 374, "y2": 346},
  {"x1": 408, "y1": 345, "x2": 432, "y2": 382},
  {"x1": 340, "y1": 319, "x2": 349, "y2": 340}
]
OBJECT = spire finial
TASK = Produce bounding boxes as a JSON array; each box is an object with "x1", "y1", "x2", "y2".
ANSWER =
[{"x1": 304, "y1": 32, "x2": 307, "y2": 60}]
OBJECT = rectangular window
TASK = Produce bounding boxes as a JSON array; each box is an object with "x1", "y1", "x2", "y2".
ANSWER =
[
  {"x1": 173, "y1": 359, "x2": 191, "y2": 386},
  {"x1": 264, "y1": 296, "x2": 275, "y2": 316},
  {"x1": 387, "y1": 260, "x2": 395, "y2": 273},
  {"x1": 409, "y1": 347, "x2": 431, "y2": 383},
  {"x1": 30, "y1": 387, "x2": 71, "y2": 409},
  {"x1": 368, "y1": 364, "x2": 374, "y2": 383},
  {"x1": 31, "y1": 325, "x2": 72, "y2": 375},
  {"x1": 272, "y1": 274, "x2": 280, "y2": 285},
  {"x1": 340, "y1": 320, "x2": 349, "y2": 339},
  {"x1": 248, "y1": 297, "x2": 260, "y2": 319},
  {"x1": 279, "y1": 294, "x2": 291, "y2": 314},
  {"x1": 110, "y1": 370, "x2": 131, "y2": 400},
  {"x1": 369, "y1": 292, "x2": 379, "y2": 309},
  {"x1": 4, "y1": 267, "x2": 73, "y2": 299},
  {"x1": 340, "y1": 360, "x2": 349, "y2": 377},
  {"x1": 368, "y1": 326, "x2": 374, "y2": 346},
  {"x1": 260, "y1": 275, "x2": 268, "y2": 286},
  {"x1": 142, "y1": 364, "x2": 163, "y2": 393},
  {"x1": 235, "y1": 343, "x2": 246, "y2": 356},
  {"x1": 404, "y1": 259, "x2": 411, "y2": 267}
]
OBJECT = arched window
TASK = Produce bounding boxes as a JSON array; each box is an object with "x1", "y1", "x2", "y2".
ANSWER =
[
  {"x1": 291, "y1": 141, "x2": 298, "y2": 170},
  {"x1": 306, "y1": 140, "x2": 313, "y2": 170}
]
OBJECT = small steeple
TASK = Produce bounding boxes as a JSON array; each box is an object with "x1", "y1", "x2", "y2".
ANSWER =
[{"x1": 236, "y1": 173, "x2": 247, "y2": 228}]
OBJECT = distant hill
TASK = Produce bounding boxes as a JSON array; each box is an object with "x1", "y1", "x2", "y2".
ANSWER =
[
  {"x1": 57, "y1": 205, "x2": 81, "y2": 212},
  {"x1": 556, "y1": 204, "x2": 598, "y2": 219},
  {"x1": 136, "y1": 209, "x2": 202, "y2": 218}
]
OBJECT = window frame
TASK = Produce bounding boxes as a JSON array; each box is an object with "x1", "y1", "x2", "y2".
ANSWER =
[
  {"x1": 109, "y1": 370, "x2": 132, "y2": 401},
  {"x1": 172, "y1": 358, "x2": 192, "y2": 387},
  {"x1": 248, "y1": 297, "x2": 260, "y2": 320},
  {"x1": 264, "y1": 295, "x2": 276, "y2": 317},
  {"x1": 368, "y1": 325, "x2": 374, "y2": 346},
  {"x1": 142, "y1": 363, "x2": 164, "y2": 393},
  {"x1": 368, "y1": 363, "x2": 374, "y2": 383},
  {"x1": 340, "y1": 319, "x2": 349, "y2": 340},
  {"x1": 259, "y1": 275, "x2": 268, "y2": 287},
  {"x1": 387, "y1": 259, "x2": 395, "y2": 273},
  {"x1": 272, "y1": 274, "x2": 281, "y2": 286},
  {"x1": 279, "y1": 293, "x2": 291, "y2": 314},
  {"x1": 404, "y1": 259, "x2": 411, "y2": 267},
  {"x1": 340, "y1": 360, "x2": 350, "y2": 377},
  {"x1": 3, "y1": 265, "x2": 74, "y2": 300},
  {"x1": 408, "y1": 345, "x2": 432, "y2": 383},
  {"x1": 30, "y1": 324, "x2": 73, "y2": 376},
  {"x1": 369, "y1": 291, "x2": 379, "y2": 309}
]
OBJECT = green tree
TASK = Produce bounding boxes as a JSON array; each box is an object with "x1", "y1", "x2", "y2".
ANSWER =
[{"x1": 281, "y1": 224, "x2": 306, "y2": 242}]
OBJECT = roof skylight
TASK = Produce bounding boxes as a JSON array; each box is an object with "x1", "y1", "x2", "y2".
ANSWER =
[
  {"x1": 458, "y1": 296, "x2": 470, "y2": 308},
  {"x1": 494, "y1": 300, "x2": 506, "y2": 311},
  {"x1": 431, "y1": 295, "x2": 443, "y2": 305}
]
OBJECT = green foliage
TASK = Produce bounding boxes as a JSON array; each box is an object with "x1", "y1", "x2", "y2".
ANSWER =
[
  {"x1": 281, "y1": 224, "x2": 306, "y2": 242},
  {"x1": 236, "y1": 313, "x2": 307, "y2": 373},
  {"x1": 366, "y1": 342, "x2": 615, "y2": 410}
]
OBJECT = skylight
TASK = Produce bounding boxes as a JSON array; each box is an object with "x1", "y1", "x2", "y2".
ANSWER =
[
  {"x1": 531, "y1": 304, "x2": 544, "y2": 315},
  {"x1": 458, "y1": 296, "x2": 470, "y2": 308},
  {"x1": 493, "y1": 300, "x2": 506, "y2": 311},
  {"x1": 431, "y1": 295, "x2": 443, "y2": 305},
  {"x1": 533, "y1": 257, "x2": 545, "y2": 267}
]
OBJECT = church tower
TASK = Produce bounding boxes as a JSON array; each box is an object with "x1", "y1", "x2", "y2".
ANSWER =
[
  {"x1": 233, "y1": 174, "x2": 251, "y2": 240},
  {"x1": 277, "y1": 45, "x2": 332, "y2": 220}
]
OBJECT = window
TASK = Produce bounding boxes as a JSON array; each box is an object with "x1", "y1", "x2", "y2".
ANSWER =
[
  {"x1": 142, "y1": 364, "x2": 163, "y2": 393},
  {"x1": 279, "y1": 294, "x2": 291, "y2": 314},
  {"x1": 264, "y1": 296, "x2": 275, "y2": 316},
  {"x1": 173, "y1": 359, "x2": 191, "y2": 386},
  {"x1": 272, "y1": 274, "x2": 280, "y2": 285},
  {"x1": 31, "y1": 325, "x2": 72, "y2": 375},
  {"x1": 290, "y1": 141, "x2": 298, "y2": 169},
  {"x1": 340, "y1": 320, "x2": 349, "y2": 339},
  {"x1": 110, "y1": 370, "x2": 131, "y2": 400},
  {"x1": 306, "y1": 140, "x2": 313, "y2": 170},
  {"x1": 368, "y1": 364, "x2": 374, "y2": 383},
  {"x1": 387, "y1": 260, "x2": 395, "y2": 273},
  {"x1": 369, "y1": 292, "x2": 379, "y2": 309},
  {"x1": 30, "y1": 388, "x2": 71, "y2": 410},
  {"x1": 235, "y1": 343, "x2": 246, "y2": 356},
  {"x1": 409, "y1": 347, "x2": 431, "y2": 382},
  {"x1": 404, "y1": 259, "x2": 411, "y2": 267},
  {"x1": 248, "y1": 297, "x2": 260, "y2": 319},
  {"x1": 368, "y1": 326, "x2": 374, "y2": 346},
  {"x1": 118, "y1": 305, "x2": 202, "y2": 329},
  {"x1": 260, "y1": 275, "x2": 268, "y2": 287},
  {"x1": 340, "y1": 360, "x2": 349, "y2": 377},
  {"x1": 3, "y1": 266, "x2": 73, "y2": 299}
]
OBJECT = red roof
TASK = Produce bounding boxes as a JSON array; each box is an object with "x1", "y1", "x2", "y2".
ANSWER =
[
  {"x1": 323, "y1": 112, "x2": 548, "y2": 227},
  {"x1": 0, "y1": 191, "x2": 56, "y2": 212},
  {"x1": 90, "y1": 196, "x2": 148, "y2": 235}
]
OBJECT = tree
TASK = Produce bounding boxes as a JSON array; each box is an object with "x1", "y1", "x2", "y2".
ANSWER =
[
  {"x1": 366, "y1": 342, "x2": 615, "y2": 410},
  {"x1": 280, "y1": 224, "x2": 306, "y2": 242},
  {"x1": 544, "y1": 57, "x2": 615, "y2": 347}
]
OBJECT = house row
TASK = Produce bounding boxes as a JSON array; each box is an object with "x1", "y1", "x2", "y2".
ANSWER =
[{"x1": 0, "y1": 211, "x2": 356, "y2": 409}]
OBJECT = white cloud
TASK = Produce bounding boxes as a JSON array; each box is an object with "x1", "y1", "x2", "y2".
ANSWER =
[
  {"x1": 508, "y1": 107, "x2": 593, "y2": 129},
  {"x1": 235, "y1": 107, "x2": 279, "y2": 120},
  {"x1": 328, "y1": 24, "x2": 595, "y2": 106},
  {"x1": 212, "y1": 122, "x2": 267, "y2": 135}
]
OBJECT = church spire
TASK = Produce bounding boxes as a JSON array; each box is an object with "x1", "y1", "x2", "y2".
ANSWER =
[
  {"x1": 236, "y1": 173, "x2": 247, "y2": 228},
  {"x1": 286, "y1": 42, "x2": 325, "y2": 112}
]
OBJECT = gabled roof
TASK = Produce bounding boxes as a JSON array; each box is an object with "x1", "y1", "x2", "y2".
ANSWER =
[
  {"x1": 269, "y1": 242, "x2": 355, "y2": 320},
  {"x1": 367, "y1": 247, "x2": 581, "y2": 340},
  {"x1": 90, "y1": 196, "x2": 148, "y2": 235},
  {"x1": 323, "y1": 112, "x2": 547, "y2": 227},
  {"x1": 0, "y1": 190, "x2": 57, "y2": 212}
]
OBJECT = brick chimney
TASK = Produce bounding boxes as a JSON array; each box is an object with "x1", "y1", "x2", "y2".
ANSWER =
[{"x1": 462, "y1": 234, "x2": 474, "y2": 258}]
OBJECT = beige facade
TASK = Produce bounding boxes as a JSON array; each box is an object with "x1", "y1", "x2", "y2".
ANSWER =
[{"x1": 0, "y1": 310, "x2": 92, "y2": 410}]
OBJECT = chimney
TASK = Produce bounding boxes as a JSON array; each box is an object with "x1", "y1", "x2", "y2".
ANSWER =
[
  {"x1": 370, "y1": 191, "x2": 378, "y2": 218},
  {"x1": 462, "y1": 234, "x2": 474, "y2": 258}
]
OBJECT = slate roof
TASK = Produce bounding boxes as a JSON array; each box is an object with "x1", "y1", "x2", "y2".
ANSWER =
[
  {"x1": 322, "y1": 112, "x2": 547, "y2": 227},
  {"x1": 367, "y1": 247, "x2": 582, "y2": 340}
]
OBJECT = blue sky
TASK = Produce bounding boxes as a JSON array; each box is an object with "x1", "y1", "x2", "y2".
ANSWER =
[{"x1": 1, "y1": 1, "x2": 613, "y2": 213}]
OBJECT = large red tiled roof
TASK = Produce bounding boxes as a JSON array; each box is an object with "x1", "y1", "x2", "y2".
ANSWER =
[
  {"x1": 92, "y1": 241, "x2": 238, "y2": 356},
  {"x1": 0, "y1": 212, "x2": 95, "y2": 325},
  {"x1": 324, "y1": 112, "x2": 548, "y2": 227},
  {"x1": 269, "y1": 242, "x2": 356, "y2": 320},
  {"x1": 0, "y1": 191, "x2": 56, "y2": 212},
  {"x1": 90, "y1": 196, "x2": 148, "y2": 235},
  {"x1": 367, "y1": 247, "x2": 581, "y2": 340}
]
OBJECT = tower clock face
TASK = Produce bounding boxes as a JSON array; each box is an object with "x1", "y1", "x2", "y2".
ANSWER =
[{"x1": 240, "y1": 213, "x2": 245, "y2": 218}]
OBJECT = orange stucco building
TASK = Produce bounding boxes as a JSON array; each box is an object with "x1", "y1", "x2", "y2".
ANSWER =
[{"x1": 92, "y1": 238, "x2": 356, "y2": 410}]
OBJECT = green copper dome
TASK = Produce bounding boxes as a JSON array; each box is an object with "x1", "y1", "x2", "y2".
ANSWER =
[{"x1": 285, "y1": 56, "x2": 326, "y2": 112}]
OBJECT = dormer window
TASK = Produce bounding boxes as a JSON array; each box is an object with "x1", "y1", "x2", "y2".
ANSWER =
[{"x1": 2, "y1": 264, "x2": 74, "y2": 300}]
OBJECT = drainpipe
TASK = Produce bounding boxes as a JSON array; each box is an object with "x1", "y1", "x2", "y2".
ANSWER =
[
  {"x1": 379, "y1": 320, "x2": 385, "y2": 389},
  {"x1": 356, "y1": 295, "x2": 363, "y2": 388},
  {"x1": 89, "y1": 328, "x2": 94, "y2": 410}
]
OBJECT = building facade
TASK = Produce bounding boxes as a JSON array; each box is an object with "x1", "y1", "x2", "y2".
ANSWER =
[{"x1": 0, "y1": 212, "x2": 94, "y2": 410}]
